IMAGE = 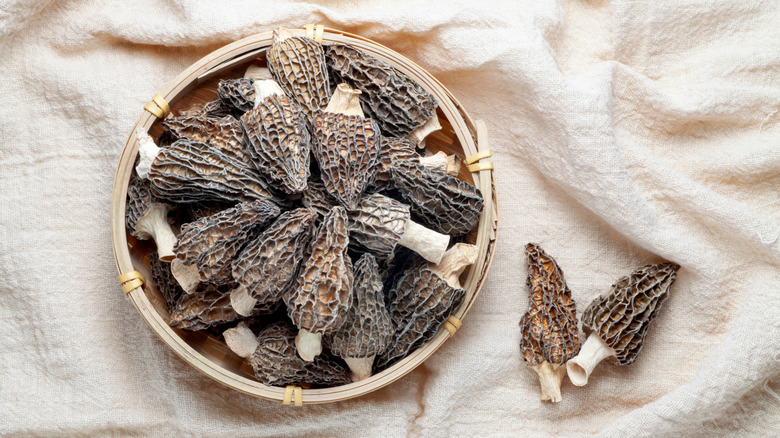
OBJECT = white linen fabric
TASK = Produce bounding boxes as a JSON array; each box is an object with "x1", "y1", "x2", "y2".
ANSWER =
[{"x1": 1, "y1": 1, "x2": 778, "y2": 436}]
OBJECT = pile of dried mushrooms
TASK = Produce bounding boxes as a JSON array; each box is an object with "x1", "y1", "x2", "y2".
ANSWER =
[{"x1": 128, "y1": 28, "x2": 484, "y2": 387}]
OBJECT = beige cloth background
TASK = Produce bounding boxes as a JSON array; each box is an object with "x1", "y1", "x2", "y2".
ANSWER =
[{"x1": 1, "y1": 0, "x2": 778, "y2": 436}]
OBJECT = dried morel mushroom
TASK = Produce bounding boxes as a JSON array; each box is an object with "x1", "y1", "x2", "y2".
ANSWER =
[
  {"x1": 217, "y1": 78, "x2": 255, "y2": 114},
  {"x1": 329, "y1": 253, "x2": 393, "y2": 381},
  {"x1": 135, "y1": 132, "x2": 286, "y2": 206},
  {"x1": 326, "y1": 43, "x2": 438, "y2": 139},
  {"x1": 376, "y1": 243, "x2": 478, "y2": 370},
  {"x1": 171, "y1": 200, "x2": 280, "y2": 293},
  {"x1": 149, "y1": 253, "x2": 183, "y2": 313},
  {"x1": 230, "y1": 208, "x2": 317, "y2": 317},
  {"x1": 566, "y1": 263, "x2": 680, "y2": 387},
  {"x1": 285, "y1": 206, "x2": 353, "y2": 362},
  {"x1": 313, "y1": 83, "x2": 380, "y2": 210},
  {"x1": 169, "y1": 286, "x2": 239, "y2": 331},
  {"x1": 125, "y1": 173, "x2": 176, "y2": 261},
  {"x1": 267, "y1": 28, "x2": 331, "y2": 122},
  {"x1": 240, "y1": 79, "x2": 311, "y2": 193},
  {"x1": 518, "y1": 243, "x2": 580, "y2": 403},
  {"x1": 391, "y1": 160, "x2": 483, "y2": 236},
  {"x1": 162, "y1": 114, "x2": 249, "y2": 164},
  {"x1": 373, "y1": 137, "x2": 420, "y2": 189},
  {"x1": 301, "y1": 177, "x2": 338, "y2": 218},
  {"x1": 224, "y1": 321, "x2": 351, "y2": 387},
  {"x1": 347, "y1": 193, "x2": 450, "y2": 264}
]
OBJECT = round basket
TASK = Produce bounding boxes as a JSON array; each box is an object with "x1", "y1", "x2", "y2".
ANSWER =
[{"x1": 111, "y1": 25, "x2": 498, "y2": 405}]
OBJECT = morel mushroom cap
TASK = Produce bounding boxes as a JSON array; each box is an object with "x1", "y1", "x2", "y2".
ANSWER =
[
  {"x1": 217, "y1": 78, "x2": 255, "y2": 114},
  {"x1": 162, "y1": 114, "x2": 249, "y2": 164},
  {"x1": 326, "y1": 43, "x2": 438, "y2": 138},
  {"x1": 347, "y1": 193, "x2": 450, "y2": 264},
  {"x1": 149, "y1": 252, "x2": 184, "y2": 313},
  {"x1": 567, "y1": 262, "x2": 680, "y2": 387},
  {"x1": 329, "y1": 253, "x2": 393, "y2": 381},
  {"x1": 390, "y1": 160, "x2": 483, "y2": 236},
  {"x1": 240, "y1": 81, "x2": 311, "y2": 193},
  {"x1": 518, "y1": 243, "x2": 580, "y2": 403},
  {"x1": 376, "y1": 243, "x2": 478, "y2": 370},
  {"x1": 125, "y1": 173, "x2": 176, "y2": 261},
  {"x1": 136, "y1": 132, "x2": 287, "y2": 206},
  {"x1": 169, "y1": 285, "x2": 239, "y2": 331},
  {"x1": 171, "y1": 200, "x2": 280, "y2": 293},
  {"x1": 313, "y1": 83, "x2": 380, "y2": 210},
  {"x1": 230, "y1": 208, "x2": 317, "y2": 317},
  {"x1": 373, "y1": 136, "x2": 420, "y2": 190},
  {"x1": 223, "y1": 322, "x2": 350, "y2": 387},
  {"x1": 285, "y1": 206, "x2": 353, "y2": 362},
  {"x1": 267, "y1": 28, "x2": 331, "y2": 122},
  {"x1": 301, "y1": 177, "x2": 338, "y2": 218}
]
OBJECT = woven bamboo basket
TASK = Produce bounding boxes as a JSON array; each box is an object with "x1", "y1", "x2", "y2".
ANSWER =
[{"x1": 111, "y1": 25, "x2": 498, "y2": 405}]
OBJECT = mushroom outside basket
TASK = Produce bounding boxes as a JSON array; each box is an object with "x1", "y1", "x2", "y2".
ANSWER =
[{"x1": 111, "y1": 25, "x2": 498, "y2": 405}]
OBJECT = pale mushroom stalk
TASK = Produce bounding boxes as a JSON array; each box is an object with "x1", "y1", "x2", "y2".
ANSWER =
[
  {"x1": 419, "y1": 151, "x2": 460, "y2": 176},
  {"x1": 407, "y1": 115, "x2": 441, "y2": 148},
  {"x1": 135, "y1": 204, "x2": 177, "y2": 261},
  {"x1": 326, "y1": 83, "x2": 364, "y2": 116},
  {"x1": 251, "y1": 78, "x2": 286, "y2": 106},
  {"x1": 223, "y1": 322, "x2": 260, "y2": 359},
  {"x1": 344, "y1": 357, "x2": 375, "y2": 381},
  {"x1": 430, "y1": 243, "x2": 479, "y2": 287},
  {"x1": 135, "y1": 129, "x2": 160, "y2": 180},
  {"x1": 295, "y1": 330, "x2": 323, "y2": 362},
  {"x1": 229, "y1": 285, "x2": 256, "y2": 316},
  {"x1": 171, "y1": 258, "x2": 201, "y2": 294},
  {"x1": 533, "y1": 362, "x2": 568, "y2": 403},
  {"x1": 397, "y1": 219, "x2": 450, "y2": 264},
  {"x1": 566, "y1": 333, "x2": 616, "y2": 387}
]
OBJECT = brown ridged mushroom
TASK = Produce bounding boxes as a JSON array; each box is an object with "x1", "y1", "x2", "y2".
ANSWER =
[
  {"x1": 223, "y1": 321, "x2": 351, "y2": 387},
  {"x1": 240, "y1": 79, "x2": 311, "y2": 193},
  {"x1": 267, "y1": 28, "x2": 331, "y2": 122},
  {"x1": 125, "y1": 173, "x2": 176, "y2": 261},
  {"x1": 329, "y1": 253, "x2": 393, "y2": 381},
  {"x1": 567, "y1": 262, "x2": 680, "y2": 386},
  {"x1": 390, "y1": 160, "x2": 483, "y2": 236},
  {"x1": 347, "y1": 193, "x2": 450, "y2": 264},
  {"x1": 326, "y1": 43, "x2": 438, "y2": 140},
  {"x1": 229, "y1": 208, "x2": 317, "y2": 317},
  {"x1": 148, "y1": 252, "x2": 183, "y2": 313},
  {"x1": 376, "y1": 243, "x2": 478, "y2": 370},
  {"x1": 518, "y1": 243, "x2": 580, "y2": 403},
  {"x1": 284, "y1": 206, "x2": 353, "y2": 362},
  {"x1": 134, "y1": 131, "x2": 287, "y2": 206},
  {"x1": 162, "y1": 114, "x2": 249, "y2": 164},
  {"x1": 312, "y1": 83, "x2": 380, "y2": 210},
  {"x1": 301, "y1": 177, "x2": 337, "y2": 218},
  {"x1": 217, "y1": 78, "x2": 255, "y2": 114},
  {"x1": 169, "y1": 285, "x2": 239, "y2": 331},
  {"x1": 171, "y1": 200, "x2": 280, "y2": 293}
]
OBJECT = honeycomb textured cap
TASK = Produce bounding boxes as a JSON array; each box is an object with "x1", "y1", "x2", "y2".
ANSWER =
[
  {"x1": 162, "y1": 114, "x2": 249, "y2": 164},
  {"x1": 217, "y1": 78, "x2": 256, "y2": 114},
  {"x1": 581, "y1": 262, "x2": 680, "y2": 365},
  {"x1": 313, "y1": 112, "x2": 380, "y2": 210},
  {"x1": 330, "y1": 253, "x2": 393, "y2": 359},
  {"x1": 248, "y1": 322, "x2": 351, "y2": 387},
  {"x1": 346, "y1": 193, "x2": 410, "y2": 257},
  {"x1": 285, "y1": 206, "x2": 353, "y2": 334},
  {"x1": 147, "y1": 139, "x2": 288, "y2": 206},
  {"x1": 518, "y1": 243, "x2": 580, "y2": 367},
  {"x1": 326, "y1": 43, "x2": 438, "y2": 137},
  {"x1": 267, "y1": 34, "x2": 331, "y2": 123},
  {"x1": 240, "y1": 94, "x2": 311, "y2": 193},
  {"x1": 232, "y1": 208, "x2": 317, "y2": 309},
  {"x1": 173, "y1": 200, "x2": 281, "y2": 286},
  {"x1": 169, "y1": 285, "x2": 239, "y2": 331},
  {"x1": 390, "y1": 160, "x2": 483, "y2": 236}
]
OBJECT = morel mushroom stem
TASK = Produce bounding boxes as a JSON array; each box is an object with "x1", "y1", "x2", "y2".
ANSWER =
[
  {"x1": 419, "y1": 151, "x2": 460, "y2": 176},
  {"x1": 135, "y1": 129, "x2": 160, "y2": 179},
  {"x1": 397, "y1": 219, "x2": 450, "y2": 265},
  {"x1": 136, "y1": 203, "x2": 177, "y2": 261},
  {"x1": 344, "y1": 356, "x2": 375, "y2": 382},
  {"x1": 533, "y1": 362, "x2": 567, "y2": 403},
  {"x1": 566, "y1": 332, "x2": 617, "y2": 387},
  {"x1": 325, "y1": 83, "x2": 364, "y2": 117},
  {"x1": 171, "y1": 258, "x2": 201, "y2": 294},
  {"x1": 295, "y1": 329, "x2": 323, "y2": 362},
  {"x1": 252, "y1": 79, "x2": 285, "y2": 104},
  {"x1": 429, "y1": 243, "x2": 479, "y2": 289},
  {"x1": 229, "y1": 285, "x2": 256, "y2": 317},
  {"x1": 223, "y1": 322, "x2": 260, "y2": 359},
  {"x1": 407, "y1": 114, "x2": 441, "y2": 148}
]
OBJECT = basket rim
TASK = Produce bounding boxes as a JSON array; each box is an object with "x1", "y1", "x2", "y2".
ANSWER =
[{"x1": 111, "y1": 26, "x2": 499, "y2": 405}]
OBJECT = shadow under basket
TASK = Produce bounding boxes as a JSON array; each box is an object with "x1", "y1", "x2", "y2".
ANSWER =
[{"x1": 111, "y1": 25, "x2": 499, "y2": 405}]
